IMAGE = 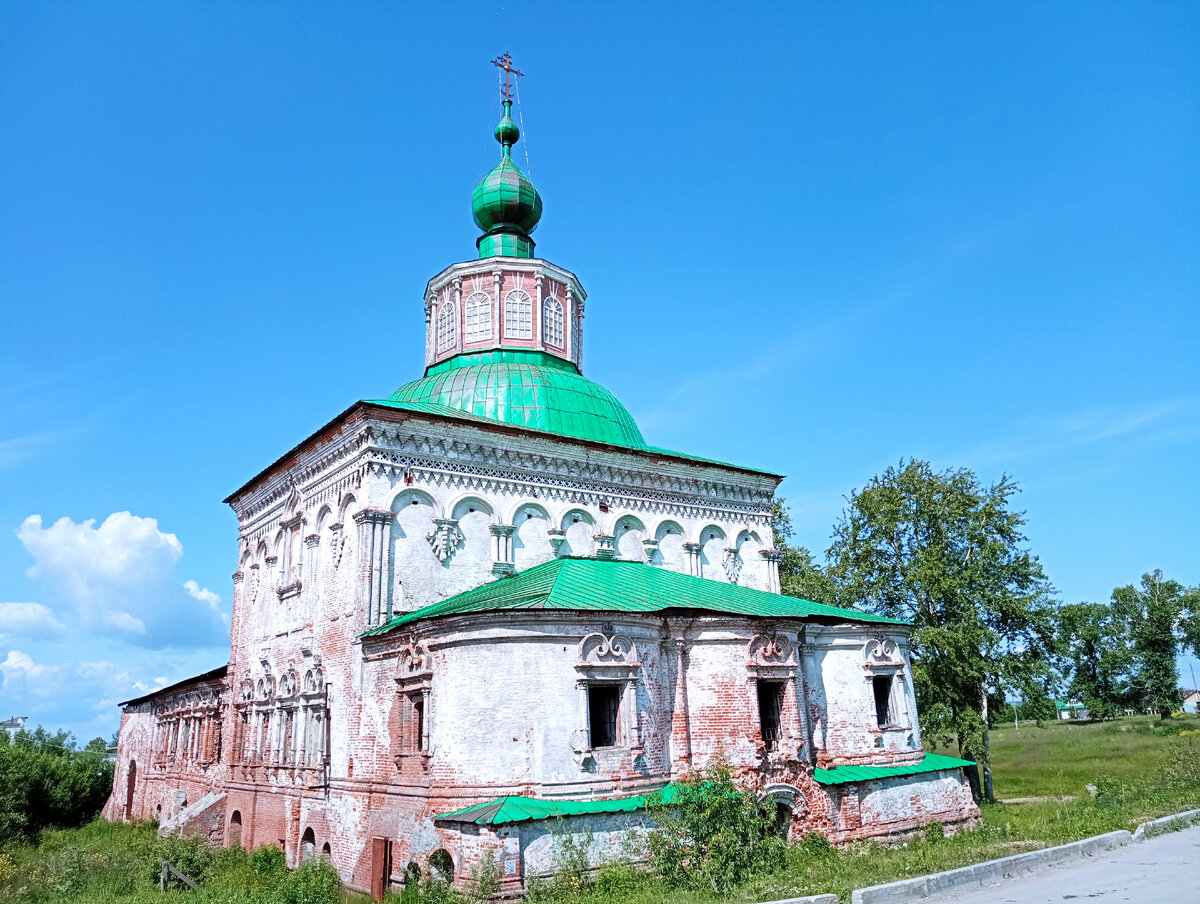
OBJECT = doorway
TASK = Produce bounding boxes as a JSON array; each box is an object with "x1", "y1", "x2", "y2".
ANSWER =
[{"x1": 370, "y1": 837, "x2": 393, "y2": 900}]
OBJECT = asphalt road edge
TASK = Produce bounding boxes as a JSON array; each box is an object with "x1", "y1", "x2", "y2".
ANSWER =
[
  {"x1": 848, "y1": 830, "x2": 1132, "y2": 904},
  {"x1": 1131, "y1": 807, "x2": 1200, "y2": 841}
]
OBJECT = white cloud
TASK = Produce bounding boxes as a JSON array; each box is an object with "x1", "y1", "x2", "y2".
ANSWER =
[
  {"x1": 0, "y1": 650, "x2": 62, "y2": 692},
  {"x1": 102, "y1": 610, "x2": 146, "y2": 633},
  {"x1": 0, "y1": 602, "x2": 67, "y2": 639},
  {"x1": 14, "y1": 511, "x2": 225, "y2": 649},
  {"x1": 183, "y1": 580, "x2": 220, "y2": 609},
  {"x1": 18, "y1": 511, "x2": 182, "y2": 597}
]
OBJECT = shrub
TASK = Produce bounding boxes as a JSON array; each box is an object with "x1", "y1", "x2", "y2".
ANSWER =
[
  {"x1": 273, "y1": 856, "x2": 342, "y2": 904},
  {"x1": 644, "y1": 756, "x2": 786, "y2": 892}
]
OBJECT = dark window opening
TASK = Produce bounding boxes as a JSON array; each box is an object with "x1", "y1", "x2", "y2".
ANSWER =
[
  {"x1": 873, "y1": 675, "x2": 894, "y2": 727},
  {"x1": 412, "y1": 698, "x2": 425, "y2": 751},
  {"x1": 588, "y1": 685, "x2": 620, "y2": 748},
  {"x1": 757, "y1": 681, "x2": 784, "y2": 752}
]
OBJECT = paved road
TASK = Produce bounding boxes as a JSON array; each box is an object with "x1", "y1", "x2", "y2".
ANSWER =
[{"x1": 915, "y1": 824, "x2": 1200, "y2": 903}]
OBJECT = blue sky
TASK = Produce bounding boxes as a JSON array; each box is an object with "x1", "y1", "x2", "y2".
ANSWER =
[{"x1": 1, "y1": 2, "x2": 1197, "y2": 739}]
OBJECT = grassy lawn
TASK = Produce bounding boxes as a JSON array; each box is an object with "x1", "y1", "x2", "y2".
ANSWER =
[
  {"x1": 983, "y1": 715, "x2": 1194, "y2": 799},
  {"x1": 3, "y1": 715, "x2": 1198, "y2": 904}
]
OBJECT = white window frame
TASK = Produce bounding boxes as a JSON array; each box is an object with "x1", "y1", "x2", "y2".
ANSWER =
[
  {"x1": 504, "y1": 289, "x2": 533, "y2": 340},
  {"x1": 464, "y1": 291, "x2": 491, "y2": 343},
  {"x1": 437, "y1": 300, "x2": 458, "y2": 353},
  {"x1": 543, "y1": 297, "x2": 564, "y2": 348}
]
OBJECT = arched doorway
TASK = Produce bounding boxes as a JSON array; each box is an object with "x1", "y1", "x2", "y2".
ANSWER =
[
  {"x1": 229, "y1": 810, "x2": 243, "y2": 847},
  {"x1": 429, "y1": 849, "x2": 454, "y2": 884},
  {"x1": 301, "y1": 827, "x2": 316, "y2": 862},
  {"x1": 124, "y1": 761, "x2": 136, "y2": 820}
]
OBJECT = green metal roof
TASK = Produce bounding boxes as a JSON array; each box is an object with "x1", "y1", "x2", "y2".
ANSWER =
[
  {"x1": 378, "y1": 350, "x2": 647, "y2": 449},
  {"x1": 436, "y1": 783, "x2": 683, "y2": 826},
  {"x1": 436, "y1": 755, "x2": 975, "y2": 824},
  {"x1": 362, "y1": 557, "x2": 905, "y2": 637},
  {"x1": 813, "y1": 753, "x2": 975, "y2": 786}
]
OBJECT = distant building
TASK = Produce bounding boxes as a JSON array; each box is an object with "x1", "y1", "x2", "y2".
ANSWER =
[
  {"x1": 2, "y1": 715, "x2": 27, "y2": 741},
  {"x1": 1055, "y1": 699, "x2": 1088, "y2": 720},
  {"x1": 1183, "y1": 690, "x2": 1200, "y2": 714}
]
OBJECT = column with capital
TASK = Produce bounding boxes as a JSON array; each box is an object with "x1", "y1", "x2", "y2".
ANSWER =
[
  {"x1": 354, "y1": 509, "x2": 392, "y2": 625},
  {"x1": 759, "y1": 548, "x2": 782, "y2": 594}
]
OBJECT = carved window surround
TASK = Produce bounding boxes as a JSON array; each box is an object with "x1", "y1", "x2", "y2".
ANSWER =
[
  {"x1": 746, "y1": 630, "x2": 806, "y2": 759},
  {"x1": 862, "y1": 638, "x2": 912, "y2": 732},
  {"x1": 573, "y1": 632, "x2": 643, "y2": 766},
  {"x1": 395, "y1": 641, "x2": 433, "y2": 767}
]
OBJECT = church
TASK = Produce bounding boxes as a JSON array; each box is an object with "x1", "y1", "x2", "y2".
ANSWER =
[{"x1": 104, "y1": 61, "x2": 979, "y2": 897}]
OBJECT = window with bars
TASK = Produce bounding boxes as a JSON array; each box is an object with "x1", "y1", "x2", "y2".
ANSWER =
[
  {"x1": 504, "y1": 289, "x2": 533, "y2": 339},
  {"x1": 588, "y1": 684, "x2": 620, "y2": 748},
  {"x1": 873, "y1": 675, "x2": 895, "y2": 727},
  {"x1": 757, "y1": 680, "x2": 785, "y2": 752},
  {"x1": 437, "y1": 300, "x2": 457, "y2": 353},
  {"x1": 543, "y1": 297, "x2": 564, "y2": 347},
  {"x1": 464, "y1": 291, "x2": 491, "y2": 342}
]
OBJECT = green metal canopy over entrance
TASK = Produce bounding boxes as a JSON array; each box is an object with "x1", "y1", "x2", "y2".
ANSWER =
[{"x1": 362, "y1": 557, "x2": 906, "y2": 637}]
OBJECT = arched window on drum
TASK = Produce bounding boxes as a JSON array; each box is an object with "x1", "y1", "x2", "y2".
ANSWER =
[
  {"x1": 464, "y1": 291, "x2": 491, "y2": 343},
  {"x1": 504, "y1": 289, "x2": 533, "y2": 339},
  {"x1": 543, "y1": 296, "x2": 564, "y2": 348},
  {"x1": 437, "y1": 299, "x2": 458, "y2": 353}
]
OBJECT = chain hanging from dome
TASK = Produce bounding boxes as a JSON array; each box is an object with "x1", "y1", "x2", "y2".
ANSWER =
[{"x1": 472, "y1": 53, "x2": 543, "y2": 259}]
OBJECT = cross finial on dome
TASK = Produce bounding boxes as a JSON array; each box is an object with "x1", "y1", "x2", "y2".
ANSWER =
[{"x1": 491, "y1": 52, "x2": 523, "y2": 102}]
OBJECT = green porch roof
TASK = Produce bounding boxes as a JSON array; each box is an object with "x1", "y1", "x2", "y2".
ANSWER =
[
  {"x1": 436, "y1": 754, "x2": 975, "y2": 824},
  {"x1": 362, "y1": 557, "x2": 905, "y2": 637},
  {"x1": 813, "y1": 753, "x2": 975, "y2": 786},
  {"x1": 436, "y1": 783, "x2": 682, "y2": 826}
]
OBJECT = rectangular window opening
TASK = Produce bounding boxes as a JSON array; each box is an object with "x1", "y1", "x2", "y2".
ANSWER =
[
  {"x1": 873, "y1": 675, "x2": 894, "y2": 727},
  {"x1": 757, "y1": 681, "x2": 785, "y2": 752},
  {"x1": 588, "y1": 684, "x2": 621, "y2": 748},
  {"x1": 412, "y1": 697, "x2": 426, "y2": 752}
]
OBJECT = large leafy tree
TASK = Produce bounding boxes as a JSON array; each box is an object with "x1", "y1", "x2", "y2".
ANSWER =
[
  {"x1": 1055, "y1": 602, "x2": 1134, "y2": 720},
  {"x1": 826, "y1": 460, "x2": 1056, "y2": 800},
  {"x1": 1111, "y1": 570, "x2": 1200, "y2": 719}
]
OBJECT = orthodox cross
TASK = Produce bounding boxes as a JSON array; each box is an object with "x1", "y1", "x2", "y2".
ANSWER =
[{"x1": 491, "y1": 52, "x2": 523, "y2": 101}]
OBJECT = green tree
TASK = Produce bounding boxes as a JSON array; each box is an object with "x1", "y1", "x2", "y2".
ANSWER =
[
  {"x1": 645, "y1": 756, "x2": 785, "y2": 892},
  {"x1": 1112, "y1": 570, "x2": 1200, "y2": 719},
  {"x1": 771, "y1": 500, "x2": 835, "y2": 604},
  {"x1": 0, "y1": 725, "x2": 115, "y2": 847},
  {"x1": 1055, "y1": 602, "x2": 1133, "y2": 720},
  {"x1": 826, "y1": 460, "x2": 1056, "y2": 801}
]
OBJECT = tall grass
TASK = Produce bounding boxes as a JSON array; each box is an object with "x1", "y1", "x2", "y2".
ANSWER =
[{"x1": 4, "y1": 717, "x2": 1197, "y2": 904}]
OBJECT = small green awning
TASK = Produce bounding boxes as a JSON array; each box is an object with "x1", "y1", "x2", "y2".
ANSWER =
[{"x1": 813, "y1": 752, "x2": 975, "y2": 785}]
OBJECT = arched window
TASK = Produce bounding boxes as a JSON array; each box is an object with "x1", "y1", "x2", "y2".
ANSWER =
[
  {"x1": 464, "y1": 291, "x2": 491, "y2": 342},
  {"x1": 301, "y1": 827, "x2": 316, "y2": 862},
  {"x1": 437, "y1": 300, "x2": 457, "y2": 353},
  {"x1": 543, "y1": 297, "x2": 564, "y2": 348},
  {"x1": 504, "y1": 289, "x2": 532, "y2": 339}
]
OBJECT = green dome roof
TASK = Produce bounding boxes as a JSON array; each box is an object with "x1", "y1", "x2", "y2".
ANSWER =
[
  {"x1": 472, "y1": 100, "x2": 542, "y2": 259},
  {"x1": 384, "y1": 351, "x2": 646, "y2": 449}
]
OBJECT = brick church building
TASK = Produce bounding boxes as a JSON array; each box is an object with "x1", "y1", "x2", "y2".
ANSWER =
[{"x1": 104, "y1": 66, "x2": 978, "y2": 896}]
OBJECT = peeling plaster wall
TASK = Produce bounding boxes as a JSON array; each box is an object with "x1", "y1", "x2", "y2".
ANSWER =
[{"x1": 110, "y1": 398, "x2": 977, "y2": 893}]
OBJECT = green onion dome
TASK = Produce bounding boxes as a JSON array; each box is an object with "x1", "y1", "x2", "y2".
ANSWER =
[
  {"x1": 386, "y1": 351, "x2": 646, "y2": 449},
  {"x1": 472, "y1": 100, "x2": 543, "y2": 258}
]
